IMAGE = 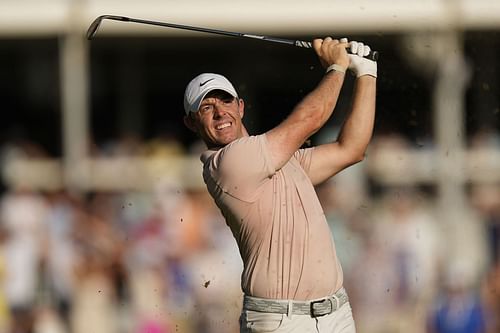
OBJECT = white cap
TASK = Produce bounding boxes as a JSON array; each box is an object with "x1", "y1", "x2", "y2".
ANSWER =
[{"x1": 183, "y1": 73, "x2": 238, "y2": 115}]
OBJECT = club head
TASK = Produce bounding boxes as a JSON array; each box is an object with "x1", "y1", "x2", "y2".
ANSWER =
[
  {"x1": 86, "y1": 15, "x2": 129, "y2": 40},
  {"x1": 86, "y1": 16, "x2": 105, "y2": 40}
]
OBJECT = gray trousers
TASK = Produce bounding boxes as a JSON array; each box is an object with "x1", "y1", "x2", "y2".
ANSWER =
[{"x1": 240, "y1": 301, "x2": 356, "y2": 333}]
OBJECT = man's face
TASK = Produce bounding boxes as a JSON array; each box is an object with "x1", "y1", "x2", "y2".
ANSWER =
[{"x1": 186, "y1": 90, "x2": 245, "y2": 149}]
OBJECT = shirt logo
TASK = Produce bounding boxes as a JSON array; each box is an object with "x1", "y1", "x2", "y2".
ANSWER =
[{"x1": 200, "y1": 78, "x2": 215, "y2": 87}]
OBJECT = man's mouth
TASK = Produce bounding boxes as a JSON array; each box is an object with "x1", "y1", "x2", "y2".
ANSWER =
[{"x1": 215, "y1": 122, "x2": 231, "y2": 130}]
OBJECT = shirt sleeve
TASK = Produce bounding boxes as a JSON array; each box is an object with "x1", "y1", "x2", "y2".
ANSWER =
[
  {"x1": 209, "y1": 134, "x2": 276, "y2": 202},
  {"x1": 293, "y1": 147, "x2": 314, "y2": 173}
]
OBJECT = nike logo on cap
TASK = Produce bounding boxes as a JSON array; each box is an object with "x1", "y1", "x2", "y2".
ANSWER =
[{"x1": 200, "y1": 78, "x2": 215, "y2": 87}]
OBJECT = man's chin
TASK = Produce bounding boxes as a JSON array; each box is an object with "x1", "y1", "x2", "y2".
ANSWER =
[
  {"x1": 205, "y1": 137, "x2": 232, "y2": 149},
  {"x1": 215, "y1": 134, "x2": 238, "y2": 147}
]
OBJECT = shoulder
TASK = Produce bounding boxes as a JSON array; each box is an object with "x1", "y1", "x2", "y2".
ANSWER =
[
  {"x1": 202, "y1": 134, "x2": 275, "y2": 180},
  {"x1": 201, "y1": 135, "x2": 267, "y2": 166}
]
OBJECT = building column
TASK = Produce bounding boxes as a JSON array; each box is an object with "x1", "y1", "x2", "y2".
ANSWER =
[
  {"x1": 59, "y1": 9, "x2": 90, "y2": 192},
  {"x1": 432, "y1": 31, "x2": 469, "y2": 219}
]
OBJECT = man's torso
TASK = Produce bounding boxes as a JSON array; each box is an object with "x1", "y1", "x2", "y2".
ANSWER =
[{"x1": 201, "y1": 134, "x2": 343, "y2": 300}]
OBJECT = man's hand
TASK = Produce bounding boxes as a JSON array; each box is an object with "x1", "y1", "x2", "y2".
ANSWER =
[
  {"x1": 341, "y1": 38, "x2": 378, "y2": 78},
  {"x1": 312, "y1": 37, "x2": 350, "y2": 72}
]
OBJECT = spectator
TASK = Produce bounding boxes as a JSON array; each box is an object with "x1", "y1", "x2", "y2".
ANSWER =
[
  {"x1": 427, "y1": 260, "x2": 488, "y2": 333},
  {"x1": 0, "y1": 186, "x2": 48, "y2": 333}
]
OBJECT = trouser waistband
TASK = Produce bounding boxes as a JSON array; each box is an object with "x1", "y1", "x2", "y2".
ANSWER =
[{"x1": 243, "y1": 287, "x2": 349, "y2": 318}]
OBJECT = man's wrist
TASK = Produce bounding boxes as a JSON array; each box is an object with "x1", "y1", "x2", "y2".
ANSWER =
[
  {"x1": 325, "y1": 64, "x2": 346, "y2": 75},
  {"x1": 357, "y1": 73, "x2": 377, "y2": 78}
]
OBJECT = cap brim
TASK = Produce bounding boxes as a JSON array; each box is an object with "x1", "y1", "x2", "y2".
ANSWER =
[{"x1": 188, "y1": 86, "x2": 238, "y2": 114}]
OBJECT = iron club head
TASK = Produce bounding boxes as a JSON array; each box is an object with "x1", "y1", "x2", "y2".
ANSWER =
[{"x1": 86, "y1": 15, "x2": 130, "y2": 40}]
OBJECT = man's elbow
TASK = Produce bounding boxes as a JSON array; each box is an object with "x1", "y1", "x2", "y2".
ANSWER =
[
  {"x1": 349, "y1": 155, "x2": 365, "y2": 167},
  {"x1": 347, "y1": 149, "x2": 367, "y2": 165}
]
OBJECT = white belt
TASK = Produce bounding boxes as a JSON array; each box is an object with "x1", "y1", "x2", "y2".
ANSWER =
[{"x1": 243, "y1": 287, "x2": 349, "y2": 318}]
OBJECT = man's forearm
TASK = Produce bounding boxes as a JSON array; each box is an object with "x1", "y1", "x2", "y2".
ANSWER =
[
  {"x1": 337, "y1": 76, "x2": 376, "y2": 156},
  {"x1": 290, "y1": 71, "x2": 346, "y2": 132}
]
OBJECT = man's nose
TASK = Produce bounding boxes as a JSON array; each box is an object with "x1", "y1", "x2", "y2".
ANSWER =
[{"x1": 213, "y1": 104, "x2": 227, "y2": 117}]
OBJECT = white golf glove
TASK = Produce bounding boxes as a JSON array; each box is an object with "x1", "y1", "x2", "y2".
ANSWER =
[{"x1": 340, "y1": 38, "x2": 377, "y2": 78}]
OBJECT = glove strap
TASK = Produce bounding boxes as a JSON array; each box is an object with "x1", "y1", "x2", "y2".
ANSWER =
[{"x1": 325, "y1": 64, "x2": 346, "y2": 75}]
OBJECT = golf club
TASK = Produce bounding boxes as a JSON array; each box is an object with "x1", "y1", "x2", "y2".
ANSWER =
[{"x1": 87, "y1": 15, "x2": 379, "y2": 61}]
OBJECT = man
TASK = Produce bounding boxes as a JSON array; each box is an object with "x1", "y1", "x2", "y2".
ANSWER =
[{"x1": 183, "y1": 37, "x2": 376, "y2": 333}]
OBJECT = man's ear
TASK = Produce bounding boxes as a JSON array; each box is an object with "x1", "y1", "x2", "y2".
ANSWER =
[
  {"x1": 183, "y1": 114, "x2": 197, "y2": 132},
  {"x1": 238, "y1": 98, "x2": 245, "y2": 118}
]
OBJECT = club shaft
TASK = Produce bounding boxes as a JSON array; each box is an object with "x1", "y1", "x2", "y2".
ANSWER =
[
  {"x1": 89, "y1": 15, "x2": 296, "y2": 45},
  {"x1": 88, "y1": 15, "x2": 379, "y2": 61}
]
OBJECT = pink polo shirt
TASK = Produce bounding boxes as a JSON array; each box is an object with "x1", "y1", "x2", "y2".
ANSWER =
[{"x1": 200, "y1": 134, "x2": 343, "y2": 301}]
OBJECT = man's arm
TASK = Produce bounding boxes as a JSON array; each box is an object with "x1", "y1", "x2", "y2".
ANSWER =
[
  {"x1": 304, "y1": 40, "x2": 377, "y2": 185},
  {"x1": 307, "y1": 75, "x2": 376, "y2": 185},
  {"x1": 265, "y1": 37, "x2": 350, "y2": 171}
]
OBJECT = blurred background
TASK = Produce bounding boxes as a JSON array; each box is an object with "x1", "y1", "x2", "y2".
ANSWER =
[{"x1": 0, "y1": 0, "x2": 499, "y2": 332}]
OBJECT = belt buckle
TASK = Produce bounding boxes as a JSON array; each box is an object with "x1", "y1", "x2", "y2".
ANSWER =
[{"x1": 310, "y1": 298, "x2": 334, "y2": 318}]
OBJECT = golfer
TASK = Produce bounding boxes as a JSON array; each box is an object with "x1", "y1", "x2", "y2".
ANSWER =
[{"x1": 183, "y1": 37, "x2": 377, "y2": 333}]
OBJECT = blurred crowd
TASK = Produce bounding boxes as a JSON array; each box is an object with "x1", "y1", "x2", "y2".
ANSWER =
[{"x1": 0, "y1": 130, "x2": 499, "y2": 333}]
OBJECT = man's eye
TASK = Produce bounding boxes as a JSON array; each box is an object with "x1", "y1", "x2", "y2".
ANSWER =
[{"x1": 201, "y1": 105, "x2": 213, "y2": 113}]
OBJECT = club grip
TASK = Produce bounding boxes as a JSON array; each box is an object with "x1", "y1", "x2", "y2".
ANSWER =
[{"x1": 296, "y1": 40, "x2": 379, "y2": 61}]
